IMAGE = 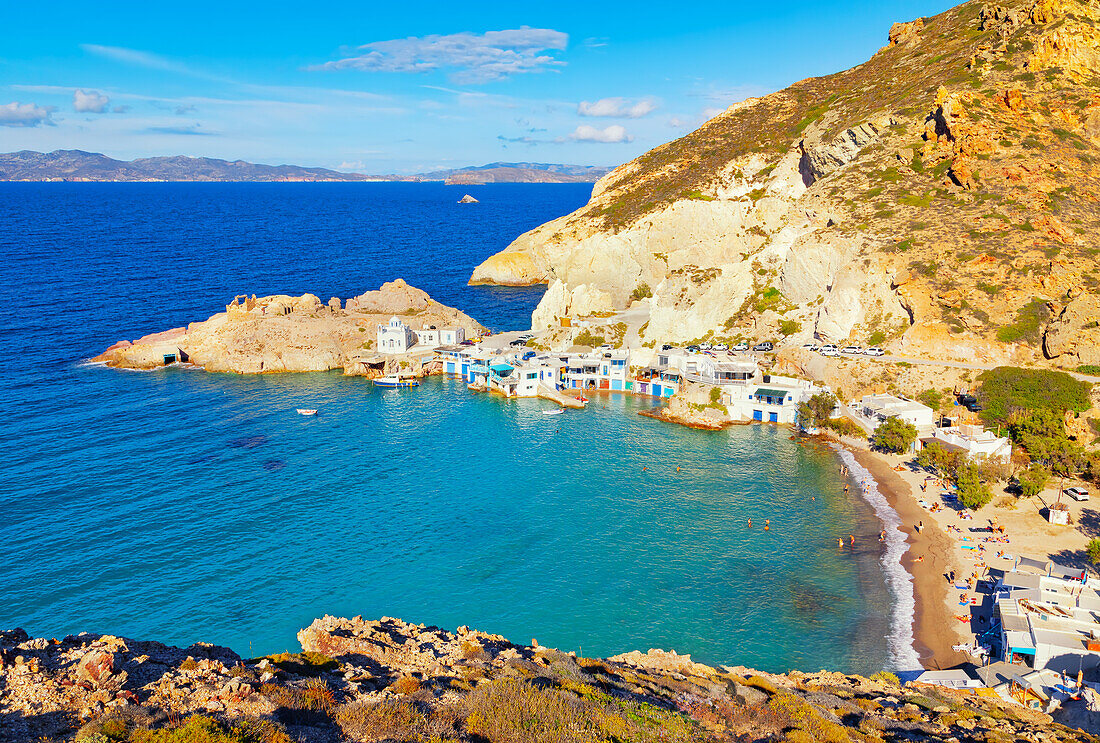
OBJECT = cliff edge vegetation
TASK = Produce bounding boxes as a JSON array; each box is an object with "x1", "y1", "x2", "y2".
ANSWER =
[
  {"x1": 471, "y1": 0, "x2": 1100, "y2": 370},
  {"x1": 2, "y1": 616, "x2": 1094, "y2": 742}
]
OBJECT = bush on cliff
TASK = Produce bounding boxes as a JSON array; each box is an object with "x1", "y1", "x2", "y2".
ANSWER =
[
  {"x1": 1087, "y1": 538, "x2": 1100, "y2": 567},
  {"x1": 259, "y1": 651, "x2": 338, "y2": 677}
]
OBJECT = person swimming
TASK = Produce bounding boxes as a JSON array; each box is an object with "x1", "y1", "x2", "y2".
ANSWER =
[
  {"x1": 849, "y1": 534, "x2": 855, "y2": 546},
  {"x1": 747, "y1": 518, "x2": 752, "y2": 528},
  {"x1": 838, "y1": 537, "x2": 844, "y2": 549}
]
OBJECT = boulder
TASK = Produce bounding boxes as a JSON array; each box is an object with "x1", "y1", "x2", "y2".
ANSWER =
[
  {"x1": 346, "y1": 279, "x2": 431, "y2": 314},
  {"x1": 1045, "y1": 293, "x2": 1100, "y2": 366},
  {"x1": 457, "y1": 194, "x2": 479, "y2": 204}
]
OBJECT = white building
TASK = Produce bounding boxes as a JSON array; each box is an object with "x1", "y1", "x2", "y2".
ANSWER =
[
  {"x1": 562, "y1": 349, "x2": 631, "y2": 392},
  {"x1": 440, "y1": 327, "x2": 465, "y2": 345},
  {"x1": 931, "y1": 423, "x2": 1012, "y2": 461},
  {"x1": 377, "y1": 316, "x2": 415, "y2": 354},
  {"x1": 995, "y1": 562, "x2": 1100, "y2": 676},
  {"x1": 860, "y1": 394, "x2": 935, "y2": 431},
  {"x1": 724, "y1": 375, "x2": 826, "y2": 424}
]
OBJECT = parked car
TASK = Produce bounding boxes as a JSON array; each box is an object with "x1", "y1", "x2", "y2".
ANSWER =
[
  {"x1": 841, "y1": 345, "x2": 862, "y2": 354},
  {"x1": 509, "y1": 338, "x2": 528, "y2": 346},
  {"x1": 958, "y1": 394, "x2": 977, "y2": 405},
  {"x1": 753, "y1": 342, "x2": 774, "y2": 352},
  {"x1": 819, "y1": 344, "x2": 839, "y2": 357},
  {"x1": 661, "y1": 344, "x2": 673, "y2": 351},
  {"x1": 1066, "y1": 487, "x2": 1090, "y2": 502},
  {"x1": 965, "y1": 401, "x2": 982, "y2": 413},
  {"x1": 713, "y1": 343, "x2": 728, "y2": 351},
  {"x1": 863, "y1": 347, "x2": 885, "y2": 357},
  {"x1": 699, "y1": 342, "x2": 712, "y2": 351},
  {"x1": 686, "y1": 345, "x2": 700, "y2": 353},
  {"x1": 732, "y1": 342, "x2": 749, "y2": 351}
]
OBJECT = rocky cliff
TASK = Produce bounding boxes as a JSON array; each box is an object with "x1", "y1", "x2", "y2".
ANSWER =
[
  {"x1": 2, "y1": 616, "x2": 1094, "y2": 742},
  {"x1": 91, "y1": 279, "x2": 484, "y2": 375},
  {"x1": 471, "y1": 0, "x2": 1100, "y2": 369}
]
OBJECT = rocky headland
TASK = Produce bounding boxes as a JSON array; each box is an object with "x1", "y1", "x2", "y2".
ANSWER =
[
  {"x1": 470, "y1": 0, "x2": 1100, "y2": 370},
  {"x1": 91, "y1": 280, "x2": 484, "y2": 376},
  {"x1": 2, "y1": 615, "x2": 1094, "y2": 743}
]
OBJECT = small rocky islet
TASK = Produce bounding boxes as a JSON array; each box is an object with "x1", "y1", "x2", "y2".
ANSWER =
[
  {"x1": 92, "y1": 279, "x2": 484, "y2": 377},
  {"x1": 2, "y1": 615, "x2": 1092, "y2": 743}
]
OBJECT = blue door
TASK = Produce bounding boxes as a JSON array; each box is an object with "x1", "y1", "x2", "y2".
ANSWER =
[
  {"x1": 769, "y1": 411, "x2": 779, "y2": 423},
  {"x1": 652, "y1": 384, "x2": 662, "y2": 396},
  {"x1": 753, "y1": 409, "x2": 763, "y2": 421}
]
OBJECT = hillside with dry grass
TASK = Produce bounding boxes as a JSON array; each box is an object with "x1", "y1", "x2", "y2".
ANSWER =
[{"x1": 471, "y1": 0, "x2": 1100, "y2": 371}]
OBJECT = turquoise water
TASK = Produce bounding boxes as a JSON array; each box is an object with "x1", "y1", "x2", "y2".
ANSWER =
[
  {"x1": 0, "y1": 183, "x2": 896, "y2": 673},
  {"x1": 3, "y1": 368, "x2": 891, "y2": 672}
]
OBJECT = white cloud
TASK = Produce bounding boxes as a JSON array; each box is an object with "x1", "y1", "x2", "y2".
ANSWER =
[
  {"x1": 569, "y1": 124, "x2": 632, "y2": 143},
  {"x1": 313, "y1": 27, "x2": 568, "y2": 84},
  {"x1": 577, "y1": 97, "x2": 657, "y2": 118},
  {"x1": 0, "y1": 101, "x2": 56, "y2": 127},
  {"x1": 73, "y1": 89, "x2": 110, "y2": 113}
]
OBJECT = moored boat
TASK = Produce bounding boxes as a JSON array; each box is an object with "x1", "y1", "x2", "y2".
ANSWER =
[
  {"x1": 296, "y1": 408, "x2": 318, "y2": 416},
  {"x1": 542, "y1": 408, "x2": 564, "y2": 416},
  {"x1": 374, "y1": 375, "x2": 420, "y2": 389}
]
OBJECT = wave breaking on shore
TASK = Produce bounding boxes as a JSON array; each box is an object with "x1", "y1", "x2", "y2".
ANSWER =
[{"x1": 835, "y1": 445, "x2": 922, "y2": 671}]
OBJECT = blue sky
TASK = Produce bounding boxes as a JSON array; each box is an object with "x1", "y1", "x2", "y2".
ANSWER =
[{"x1": 0, "y1": 0, "x2": 957, "y2": 173}]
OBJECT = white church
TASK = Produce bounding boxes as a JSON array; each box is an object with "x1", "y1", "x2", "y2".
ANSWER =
[{"x1": 377, "y1": 316, "x2": 465, "y2": 354}]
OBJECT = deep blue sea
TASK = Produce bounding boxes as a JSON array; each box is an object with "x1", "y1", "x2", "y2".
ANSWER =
[{"x1": 0, "y1": 182, "x2": 900, "y2": 673}]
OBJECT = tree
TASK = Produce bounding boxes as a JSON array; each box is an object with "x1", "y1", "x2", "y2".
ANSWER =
[
  {"x1": 956, "y1": 461, "x2": 993, "y2": 510},
  {"x1": 978, "y1": 366, "x2": 1092, "y2": 430},
  {"x1": 1088, "y1": 538, "x2": 1100, "y2": 567},
  {"x1": 872, "y1": 416, "x2": 919, "y2": 454},
  {"x1": 805, "y1": 392, "x2": 837, "y2": 425},
  {"x1": 1017, "y1": 464, "x2": 1051, "y2": 498},
  {"x1": 916, "y1": 440, "x2": 963, "y2": 478}
]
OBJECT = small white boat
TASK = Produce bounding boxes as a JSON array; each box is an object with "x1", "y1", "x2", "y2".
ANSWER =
[
  {"x1": 296, "y1": 409, "x2": 318, "y2": 416},
  {"x1": 374, "y1": 375, "x2": 420, "y2": 389},
  {"x1": 542, "y1": 408, "x2": 564, "y2": 416}
]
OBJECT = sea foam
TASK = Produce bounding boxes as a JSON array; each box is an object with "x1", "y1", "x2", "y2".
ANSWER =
[{"x1": 835, "y1": 445, "x2": 923, "y2": 671}]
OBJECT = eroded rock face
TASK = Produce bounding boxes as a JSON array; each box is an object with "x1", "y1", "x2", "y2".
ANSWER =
[
  {"x1": 467, "y1": 0, "x2": 1099, "y2": 362},
  {"x1": 91, "y1": 280, "x2": 485, "y2": 374},
  {"x1": 1045, "y1": 293, "x2": 1100, "y2": 366}
]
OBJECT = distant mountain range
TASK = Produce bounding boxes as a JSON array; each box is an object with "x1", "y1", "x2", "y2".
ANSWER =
[{"x1": 0, "y1": 150, "x2": 611, "y2": 184}]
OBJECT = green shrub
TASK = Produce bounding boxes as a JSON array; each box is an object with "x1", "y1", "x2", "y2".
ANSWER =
[
  {"x1": 573, "y1": 330, "x2": 605, "y2": 348},
  {"x1": 995, "y1": 299, "x2": 1050, "y2": 345},
  {"x1": 630, "y1": 283, "x2": 653, "y2": 301},
  {"x1": 1089, "y1": 539, "x2": 1100, "y2": 567},
  {"x1": 824, "y1": 417, "x2": 865, "y2": 438},
  {"x1": 779, "y1": 319, "x2": 801, "y2": 336},
  {"x1": 124, "y1": 716, "x2": 290, "y2": 743},
  {"x1": 872, "y1": 416, "x2": 918, "y2": 453},
  {"x1": 869, "y1": 671, "x2": 900, "y2": 685},
  {"x1": 978, "y1": 366, "x2": 1092, "y2": 429},
  {"x1": 1078, "y1": 365, "x2": 1100, "y2": 376}
]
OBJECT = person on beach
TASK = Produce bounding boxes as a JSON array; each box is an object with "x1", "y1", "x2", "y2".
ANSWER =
[{"x1": 879, "y1": 530, "x2": 886, "y2": 543}]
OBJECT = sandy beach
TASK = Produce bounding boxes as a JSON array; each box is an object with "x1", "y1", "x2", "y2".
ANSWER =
[{"x1": 834, "y1": 433, "x2": 1098, "y2": 672}]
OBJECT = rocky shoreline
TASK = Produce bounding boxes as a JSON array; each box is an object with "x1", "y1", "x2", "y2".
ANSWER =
[
  {"x1": 3, "y1": 615, "x2": 1092, "y2": 742},
  {"x1": 91, "y1": 279, "x2": 484, "y2": 376}
]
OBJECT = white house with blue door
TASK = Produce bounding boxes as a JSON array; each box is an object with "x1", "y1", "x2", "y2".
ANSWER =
[{"x1": 721, "y1": 375, "x2": 826, "y2": 424}]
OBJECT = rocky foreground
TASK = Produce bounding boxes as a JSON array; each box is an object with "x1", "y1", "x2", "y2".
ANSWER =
[
  {"x1": 1, "y1": 616, "x2": 1094, "y2": 742},
  {"x1": 92, "y1": 280, "x2": 484, "y2": 375}
]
